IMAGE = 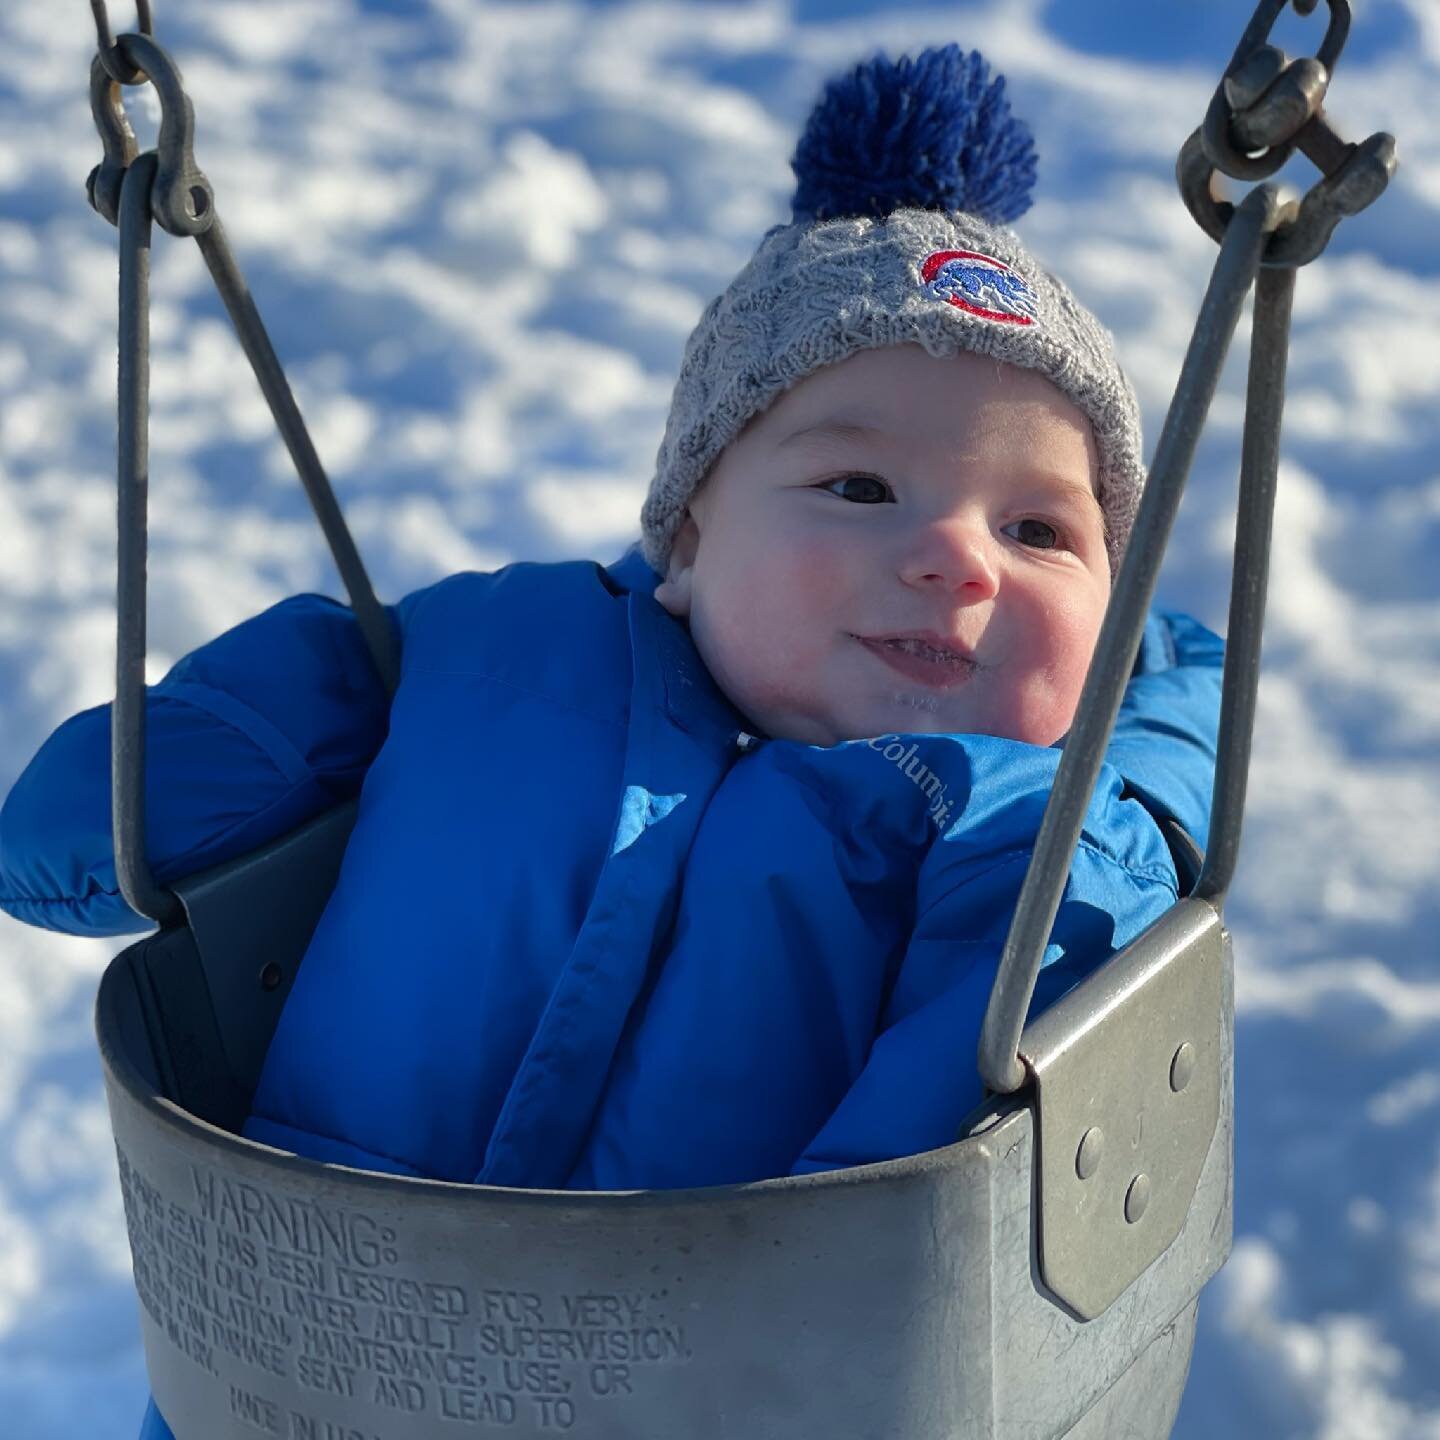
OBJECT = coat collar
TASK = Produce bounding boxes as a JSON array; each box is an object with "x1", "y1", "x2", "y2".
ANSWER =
[
  {"x1": 605, "y1": 545, "x2": 751, "y2": 748},
  {"x1": 603, "y1": 543, "x2": 660, "y2": 597}
]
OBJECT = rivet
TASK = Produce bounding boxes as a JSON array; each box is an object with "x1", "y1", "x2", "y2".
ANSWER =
[
  {"x1": 1076, "y1": 1126, "x2": 1104, "y2": 1180},
  {"x1": 1125, "y1": 1173, "x2": 1151, "y2": 1224},
  {"x1": 259, "y1": 962, "x2": 283, "y2": 992},
  {"x1": 1170, "y1": 1041, "x2": 1196, "y2": 1093}
]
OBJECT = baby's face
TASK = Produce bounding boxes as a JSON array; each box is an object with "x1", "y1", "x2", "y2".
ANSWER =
[{"x1": 655, "y1": 344, "x2": 1111, "y2": 747}]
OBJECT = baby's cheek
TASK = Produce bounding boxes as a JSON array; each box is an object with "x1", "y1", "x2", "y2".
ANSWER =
[
  {"x1": 1016, "y1": 682, "x2": 1083, "y2": 747},
  {"x1": 1021, "y1": 615, "x2": 1104, "y2": 744},
  {"x1": 718, "y1": 595, "x2": 820, "y2": 702},
  {"x1": 706, "y1": 551, "x2": 845, "y2": 729},
  {"x1": 731, "y1": 537, "x2": 838, "y2": 637}
]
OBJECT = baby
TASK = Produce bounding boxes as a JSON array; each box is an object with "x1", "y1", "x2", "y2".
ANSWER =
[{"x1": 0, "y1": 46, "x2": 1221, "y2": 1204}]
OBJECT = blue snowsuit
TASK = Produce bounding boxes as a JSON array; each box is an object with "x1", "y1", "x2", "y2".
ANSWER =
[{"x1": 0, "y1": 547, "x2": 1222, "y2": 1439}]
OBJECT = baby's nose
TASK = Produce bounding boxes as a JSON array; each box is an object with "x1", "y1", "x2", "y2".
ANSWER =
[{"x1": 898, "y1": 518, "x2": 1000, "y2": 599}]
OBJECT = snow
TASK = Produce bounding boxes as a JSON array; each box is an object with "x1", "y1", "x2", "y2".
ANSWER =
[{"x1": 0, "y1": 1, "x2": 1437, "y2": 1435}]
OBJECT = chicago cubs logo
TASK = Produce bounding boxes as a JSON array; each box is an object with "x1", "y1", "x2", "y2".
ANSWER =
[{"x1": 920, "y1": 249, "x2": 1039, "y2": 326}]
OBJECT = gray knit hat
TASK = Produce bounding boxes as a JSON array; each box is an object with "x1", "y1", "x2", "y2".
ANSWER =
[{"x1": 641, "y1": 46, "x2": 1144, "y2": 575}]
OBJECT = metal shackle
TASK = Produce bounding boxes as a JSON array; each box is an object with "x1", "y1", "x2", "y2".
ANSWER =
[{"x1": 1176, "y1": 0, "x2": 1397, "y2": 269}]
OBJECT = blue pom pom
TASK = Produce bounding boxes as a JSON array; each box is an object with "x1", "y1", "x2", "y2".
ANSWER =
[{"x1": 790, "y1": 45, "x2": 1037, "y2": 226}]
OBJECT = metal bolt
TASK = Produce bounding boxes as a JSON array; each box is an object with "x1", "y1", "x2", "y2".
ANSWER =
[
  {"x1": 1170, "y1": 1042, "x2": 1196, "y2": 1093},
  {"x1": 1125, "y1": 1173, "x2": 1151, "y2": 1224},
  {"x1": 1076, "y1": 1127, "x2": 1104, "y2": 1181}
]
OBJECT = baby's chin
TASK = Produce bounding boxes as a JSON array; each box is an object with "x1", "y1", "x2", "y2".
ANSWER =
[
  {"x1": 736, "y1": 679, "x2": 1074, "y2": 748},
  {"x1": 796, "y1": 699, "x2": 1074, "y2": 748},
  {"x1": 754, "y1": 695, "x2": 964, "y2": 748}
]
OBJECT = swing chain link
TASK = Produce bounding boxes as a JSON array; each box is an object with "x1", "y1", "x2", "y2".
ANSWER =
[
  {"x1": 1177, "y1": 0, "x2": 1397, "y2": 266},
  {"x1": 91, "y1": 0, "x2": 154, "y2": 86},
  {"x1": 87, "y1": 2, "x2": 215, "y2": 237}
]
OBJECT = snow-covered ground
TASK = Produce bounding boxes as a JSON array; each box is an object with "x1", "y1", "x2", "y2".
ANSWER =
[{"x1": 0, "y1": 1, "x2": 1436, "y2": 1436}]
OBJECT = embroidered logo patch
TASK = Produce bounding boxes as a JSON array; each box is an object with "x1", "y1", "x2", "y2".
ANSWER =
[{"x1": 921, "y1": 249, "x2": 1039, "y2": 326}]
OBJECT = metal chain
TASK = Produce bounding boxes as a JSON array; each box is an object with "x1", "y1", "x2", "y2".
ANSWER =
[
  {"x1": 977, "y1": 0, "x2": 1397, "y2": 1097},
  {"x1": 87, "y1": 6, "x2": 401, "y2": 926},
  {"x1": 1177, "y1": 0, "x2": 1397, "y2": 267},
  {"x1": 91, "y1": 1, "x2": 154, "y2": 86}
]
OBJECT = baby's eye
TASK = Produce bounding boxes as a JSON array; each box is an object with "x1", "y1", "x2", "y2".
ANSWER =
[
  {"x1": 821, "y1": 474, "x2": 895, "y2": 504},
  {"x1": 1002, "y1": 517, "x2": 1060, "y2": 550}
]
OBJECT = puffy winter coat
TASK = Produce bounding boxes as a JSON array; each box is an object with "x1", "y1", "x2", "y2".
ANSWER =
[
  {"x1": 2, "y1": 546, "x2": 1221, "y2": 1187},
  {"x1": 2, "y1": 547, "x2": 1222, "y2": 1440}
]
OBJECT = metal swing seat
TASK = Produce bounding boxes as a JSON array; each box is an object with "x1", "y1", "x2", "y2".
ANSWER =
[{"x1": 83, "y1": 3, "x2": 1395, "y2": 1436}]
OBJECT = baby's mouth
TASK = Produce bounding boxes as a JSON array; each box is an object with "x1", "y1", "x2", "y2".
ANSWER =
[{"x1": 854, "y1": 634, "x2": 978, "y2": 689}]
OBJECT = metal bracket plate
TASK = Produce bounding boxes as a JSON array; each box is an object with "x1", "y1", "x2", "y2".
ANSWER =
[
  {"x1": 174, "y1": 799, "x2": 358, "y2": 1100},
  {"x1": 1019, "y1": 897, "x2": 1226, "y2": 1319}
]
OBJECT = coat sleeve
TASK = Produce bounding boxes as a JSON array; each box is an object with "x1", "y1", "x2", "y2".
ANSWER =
[
  {"x1": 1106, "y1": 609, "x2": 1225, "y2": 849},
  {"x1": 789, "y1": 608, "x2": 1224, "y2": 1176},
  {"x1": 0, "y1": 585, "x2": 438, "y2": 938},
  {"x1": 788, "y1": 773, "x2": 1182, "y2": 1175}
]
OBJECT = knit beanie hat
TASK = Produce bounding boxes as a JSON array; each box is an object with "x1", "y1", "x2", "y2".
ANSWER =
[{"x1": 640, "y1": 45, "x2": 1145, "y2": 576}]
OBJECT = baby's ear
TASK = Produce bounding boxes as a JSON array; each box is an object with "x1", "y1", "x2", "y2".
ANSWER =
[{"x1": 654, "y1": 514, "x2": 699, "y2": 618}]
